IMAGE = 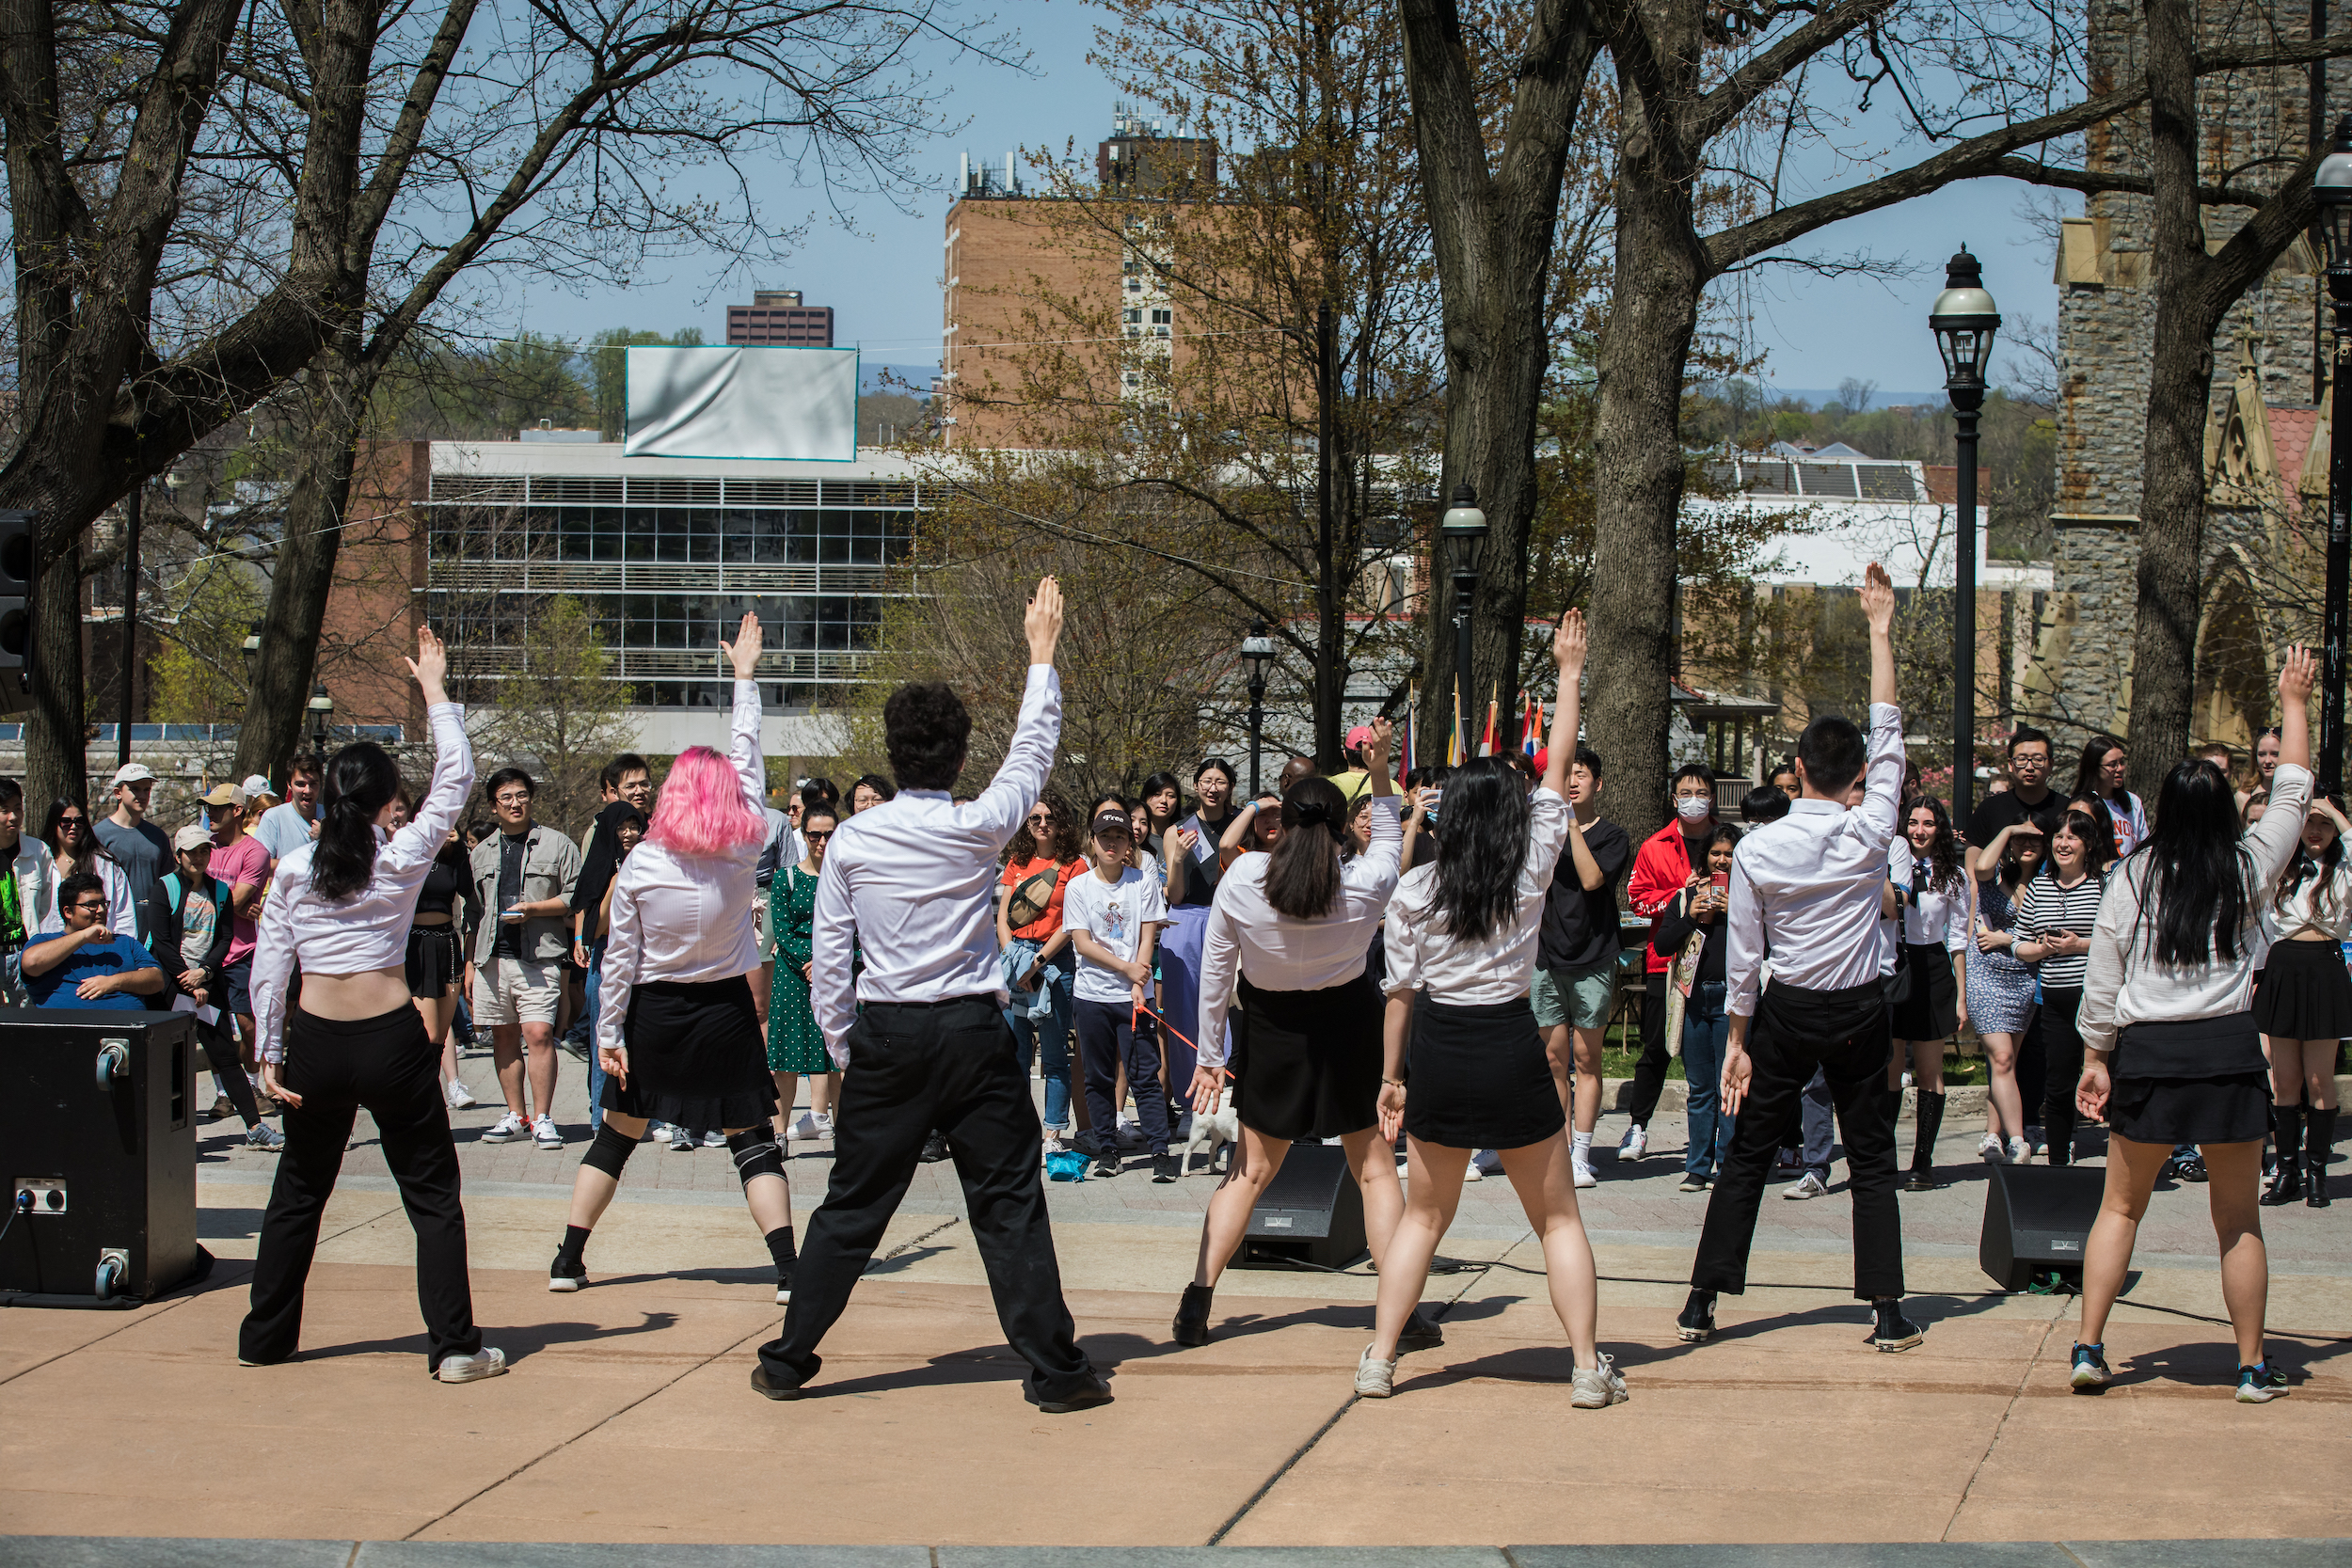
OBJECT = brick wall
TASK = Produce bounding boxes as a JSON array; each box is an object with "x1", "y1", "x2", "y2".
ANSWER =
[{"x1": 320, "y1": 440, "x2": 427, "y2": 735}]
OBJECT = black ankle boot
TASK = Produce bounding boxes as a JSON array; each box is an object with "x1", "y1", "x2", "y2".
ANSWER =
[
  {"x1": 2307, "y1": 1106, "x2": 2334, "y2": 1208},
  {"x1": 2264, "y1": 1106, "x2": 2305, "y2": 1206},
  {"x1": 1173, "y1": 1282, "x2": 1214, "y2": 1347},
  {"x1": 1905, "y1": 1091, "x2": 1947, "y2": 1188}
]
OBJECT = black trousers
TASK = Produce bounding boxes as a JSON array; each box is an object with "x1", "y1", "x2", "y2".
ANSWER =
[
  {"x1": 1692, "y1": 978, "x2": 1904, "y2": 1301},
  {"x1": 1629, "y1": 969, "x2": 1675, "y2": 1126},
  {"x1": 2037, "y1": 986, "x2": 2086, "y2": 1164},
  {"x1": 1074, "y1": 998, "x2": 1171, "y2": 1155},
  {"x1": 757, "y1": 996, "x2": 1092, "y2": 1398},
  {"x1": 240, "y1": 1004, "x2": 481, "y2": 1370}
]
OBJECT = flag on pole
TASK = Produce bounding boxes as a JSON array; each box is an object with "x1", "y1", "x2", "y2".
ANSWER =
[
  {"x1": 1398, "y1": 694, "x2": 1415, "y2": 777},
  {"x1": 1522, "y1": 690, "x2": 1542, "y2": 757},
  {"x1": 1478, "y1": 695, "x2": 1498, "y2": 757},
  {"x1": 1449, "y1": 678, "x2": 1464, "y2": 766}
]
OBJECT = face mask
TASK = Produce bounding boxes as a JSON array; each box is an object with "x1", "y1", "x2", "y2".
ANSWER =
[{"x1": 1675, "y1": 796, "x2": 1712, "y2": 824}]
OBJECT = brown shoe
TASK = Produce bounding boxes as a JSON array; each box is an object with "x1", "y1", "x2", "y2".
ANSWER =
[{"x1": 208, "y1": 1095, "x2": 233, "y2": 1121}]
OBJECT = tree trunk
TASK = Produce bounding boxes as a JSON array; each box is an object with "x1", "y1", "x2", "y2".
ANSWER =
[
  {"x1": 1588, "y1": 59, "x2": 1705, "y2": 849},
  {"x1": 25, "y1": 530, "x2": 84, "y2": 808}
]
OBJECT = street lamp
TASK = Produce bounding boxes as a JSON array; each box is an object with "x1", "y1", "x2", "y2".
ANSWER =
[
  {"x1": 241, "y1": 633, "x2": 261, "y2": 689},
  {"x1": 1241, "y1": 619, "x2": 1277, "y2": 797},
  {"x1": 1931, "y1": 246, "x2": 1999, "y2": 830},
  {"x1": 2312, "y1": 115, "x2": 2352, "y2": 793},
  {"x1": 307, "y1": 684, "x2": 334, "y2": 751},
  {"x1": 1440, "y1": 483, "x2": 1488, "y2": 758}
]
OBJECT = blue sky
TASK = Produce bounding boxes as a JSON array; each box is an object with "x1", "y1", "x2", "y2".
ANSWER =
[{"x1": 519, "y1": 0, "x2": 2062, "y2": 402}]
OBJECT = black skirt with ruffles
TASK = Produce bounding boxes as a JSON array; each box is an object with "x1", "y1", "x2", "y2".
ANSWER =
[{"x1": 600, "y1": 975, "x2": 779, "y2": 1131}]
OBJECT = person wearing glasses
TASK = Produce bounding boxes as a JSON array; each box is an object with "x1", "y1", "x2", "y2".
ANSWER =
[
  {"x1": 769, "y1": 802, "x2": 839, "y2": 1145},
  {"x1": 22, "y1": 873, "x2": 166, "y2": 1009},
  {"x1": 997, "y1": 791, "x2": 1086, "y2": 1156},
  {"x1": 41, "y1": 800, "x2": 138, "y2": 942},
  {"x1": 467, "y1": 768, "x2": 584, "y2": 1149}
]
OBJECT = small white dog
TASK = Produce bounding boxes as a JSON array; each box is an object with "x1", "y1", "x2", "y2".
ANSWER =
[{"x1": 1179, "y1": 1085, "x2": 1240, "y2": 1176}]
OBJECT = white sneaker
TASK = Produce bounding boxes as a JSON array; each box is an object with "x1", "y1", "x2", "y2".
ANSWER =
[
  {"x1": 434, "y1": 1347, "x2": 508, "y2": 1384},
  {"x1": 789, "y1": 1111, "x2": 821, "y2": 1142},
  {"x1": 444, "y1": 1080, "x2": 479, "y2": 1111},
  {"x1": 1572, "y1": 1160, "x2": 1597, "y2": 1189},
  {"x1": 2007, "y1": 1135, "x2": 2029, "y2": 1164},
  {"x1": 1462, "y1": 1158, "x2": 1483, "y2": 1181},
  {"x1": 1978, "y1": 1133, "x2": 2005, "y2": 1163},
  {"x1": 482, "y1": 1111, "x2": 527, "y2": 1143},
  {"x1": 1569, "y1": 1351, "x2": 1628, "y2": 1409},
  {"x1": 811, "y1": 1111, "x2": 834, "y2": 1136},
  {"x1": 670, "y1": 1125, "x2": 694, "y2": 1151},
  {"x1": 1617, "y1": 1124, "x2": 1647, "y2": 1161},
  {"x1": 2026, "y1": 1125, "x2": 2047, "y2": 1156},
  {"x1": 1782, "y1": 1171, "x2": 1828, "y2": 1200},
  {"x1": 1354, "y1": 1342, "x2": 1398, "y2": 1398},
  {"x1": 703, "y1": 1129, "x2": 727, "y2": 1148},
  {"x1": 532, "y1": 1115, "x2": 563, "y2": 1149}
]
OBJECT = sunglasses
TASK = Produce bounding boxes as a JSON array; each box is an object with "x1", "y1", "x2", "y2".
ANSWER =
[
  {"x1": 1026, "y1": 814, "x2": 1055, "y2": 825},
  {"x1": 803, "y1": 830, "x2": 834, "y2": 843},
  {"x1": 57, "y1": 816, "x2": 86, "y2": 827}
]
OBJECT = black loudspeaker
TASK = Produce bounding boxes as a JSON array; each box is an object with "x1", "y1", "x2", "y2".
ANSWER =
[
  {"x1": 0, "y1": 1009, "x2": 201, "y2": 1301},
  {"x1": 1235, "y1": 1142, "x2": 1367, "y2": 1270},
  {"x1": 1979, "y1": 1162, "x2": 2106, "y2": 1291}
]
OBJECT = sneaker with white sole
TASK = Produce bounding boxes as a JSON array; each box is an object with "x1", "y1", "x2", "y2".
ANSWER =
[
  {"x1": 532, "y1": 1115, "x2": 563, "y2": 1149},
  {"x1": 1572, "y1": 1160, "x2": 1597, "y2": 1189},
  {"x1": 1354, "y1": 1343, "x2": 1398, "y2": 1398},
  {"x1": 2069, "y1": 1341, "x2": 2112, "y2": 1392},
  {"x1": 482, "y1": 1111, "x2": 527, "y2": 1143},
  {"x1": 1677, "y1": 1170, "x2": 1709, "y2": 1193},
  {"x1": 1617, "y1": 1124, "x2": 1647, "y2": 1161},
  {"x1": 444, "y1": 1080, "x2": 479, "y2": 1111},
  {"x1": 789, "y1": 1111, "x2": 822, "y2": 1142},
  {"x1": 1978, "y1": 1133, "x2": 2005, "y2": 1163},
  {"x1": 2235, "y1": 1360, "x2": 2289, "y2": 1402},
  {"x1": 2007, "y1": 1135, "x2": 2029, "y2": 1164},
  {"x1": 1781, "y1": 1171, "x2": 1828, "y2": 1200},
  {"x1": 671, "y1": 1125, "x2": 694, "y2": 1151},
  {"x1": 1462, "y1": 1157, "x2": 1483, "y2": 1181},
  {"x1": 703, "y1": 1129, "x2": 727, "y2": 1148},
  {"x1": 1569, "y1": 1351, "x2": 1628, "y2": 1409},
  {"x1": 246, "y1": 1121, "x2": 285, "y2": 1152},
  {"x1": 434, "y1": 1347, "x2": 508, "y2": 1384}
]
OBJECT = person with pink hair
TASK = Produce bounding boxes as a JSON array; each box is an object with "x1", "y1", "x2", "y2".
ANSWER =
[{"x1": 548, "y1": 613, "x2": 798, "y2": 1303}]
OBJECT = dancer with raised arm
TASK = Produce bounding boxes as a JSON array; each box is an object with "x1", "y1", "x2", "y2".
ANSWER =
[
  {"x1": 238, "y1": 629, "x2": 504, "y2": 1383},
  {"x1": 1677, "y1": 562, "x2": 1925, "y2": 1354},
  {"x1": 2068, "y1": 648, "x2": 2318, "y2": 1402},
  {"x1": 753, "y1": 579, "x2": 1109, "y2": 1413},
  {"x1": 1358, "y1": 612, "x2": 1623, "y2": 1406},
  {"x1": 1172, "y1": 718, "x2": 1442, "y2": 1354},
  {"x1": 548, "y1": 614, "x2": 795, "y2": 1303}
]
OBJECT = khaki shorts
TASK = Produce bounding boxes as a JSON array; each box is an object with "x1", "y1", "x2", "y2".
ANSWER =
[
  {"x1": 1531, "y1": 957, "x2": 1618, "y2": 1031},
  {"x1": 473, "y1": 956, "x2": 564, "y2": 1028}
]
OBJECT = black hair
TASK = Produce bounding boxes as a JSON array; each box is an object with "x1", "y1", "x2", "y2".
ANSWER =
[
  {"x1": 1796, "y1": 713, "x2": 1867, "y2": 798},
  {"x1": 0, "y1": 776, "x2": 21, "y2": 810},
  {"x1": 2008, "y1": 725, "x2": 2051, "y2": 757},
  {"x1": 2047, "y1": 803, "x2": 2114, "y2": 880},
  {"x1": 2138, "y1": 758, "x2": 2251, "y2": 965},
  {"x1": 1571, "y1": 745, "x2": 1603, "y2": 779},
  {"x1": 1670, "y1": 762, "x2": 1712, "y2": 793},
  {"x1": 1262, "y1": 776, "x2": 1349, "y2": 920},
  {"x1": 41, "y1": 798, "x2": 91, "y2": 856},
  {"x1": 612, "y1": 806, "x2": 648, "y2": 835},
  {"x1": 883, "y1": 680, "x2": 970, "y2": 792},
  {"x1": 2067, "y1": 792, "x2": 2119, "y2": 862},
  {"x1": 313, "y1": 741, "x2": 404, "y2": 900},
  {"x1": 850, "y1": 772, "x2": 898, "y2": 808},
  {"x1": 1703, "y1": 822, "x2": 1743, "y2": 860},
  {"x1": 1997, "y1": 823, "x2": 2046, "y2": 894},
  {"x1": 285, "y1": 752, "x2": 326, "y2": 784},
  {"x1": 1138, "y1": 771, "x2": 1186, "y2": 832},
  {"x1": 602, "y1": 752, "x2": 650, "y2": 791},
  {"x1": 800, "y1": 801, "x2": 839, "y2": 833},
  {"x1": 484, "y1": 768, "x2": 536, "y2": 809},
  {"x1": 1770, "y1": 757, "x2": 1799, "y2": 783},
  {"x1": 1420, "y1": 757, "x2": 1527, "y2": 943},
  {"x1": 1195, "y1": 757, "x2": 1236, "y2": 788},
  {"x1": 56, "y1": 871, "x2": 105, "y2": 915},
  {"x1": 1740, "y1": 785, "x2": 1789, "y2": 825},
  {"x1": 800, "y1": 775, "x2": 839, "y2": 811},
  {"x1": 2073, "y1": 733, "x2": 2127, "y2": 805},
  {"x1": 1007, "y1": 787, "x2": 1082, "y2": 865},
  {"x1": 2277, "y1": 804, "x2": 2347, "y2": 918},
  {"x1": 1900, "y1": 796, "x2": 1963, "y2": 892},
  {"x1": 1404, "y1": 765, "x2": 1452, "y2": 791}
]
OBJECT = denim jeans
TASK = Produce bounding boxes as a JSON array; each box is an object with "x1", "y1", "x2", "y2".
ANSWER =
[
  {"x1": 581, "y1": 939, "x2": 607, "y2": 1128},
  {"x1": 1681, "y1": 980, "x2": 1736, "y2": 1179},
  {"x1": 1003, "y1": 937, "x2": 1074, "y2": 1130}
]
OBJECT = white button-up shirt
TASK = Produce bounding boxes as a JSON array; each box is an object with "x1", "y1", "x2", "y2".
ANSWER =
[
  {"x1": 1196, "y1": 794, "x2": 1402, "y2": 1069},
  {"x1": 252, "y1": 702, "x2": 475, "y2": 1060},
  {"x1": 596, "y1": 679, "x2": 765, "y2": 1054},
  {"x1": 810, "y1": 665, "x2": 1059, "y2": 1066},
  {"x1": 1384, "y1": 787, "x2": 1569, "y2": 1005},
  {"x1": 1889, "y1": 840, "x2": 1969, "y2": 952},
  {"x1": 1724, "y1": 702, "x2": 1903, "y2": 1018}
]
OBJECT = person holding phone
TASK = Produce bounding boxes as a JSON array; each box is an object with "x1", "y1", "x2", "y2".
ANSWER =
[
  {"x1": 1652, "y1": 825, "x2": 1743, "y2": 1192},
  {"x1": 2013, "y1": 807, "x2": 2112, "y2": 1166},
  {"x1": 1968, "y1": 820, "x2": 2046, "y2": 1164}
]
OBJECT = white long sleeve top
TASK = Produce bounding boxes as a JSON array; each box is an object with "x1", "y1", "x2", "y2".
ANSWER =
[
  {"x1": 2270, "y1": 849, "x2": 2352, "y2": 942},
  {"x1": 1195, "y1": 794, "x2": 1402, "y2": 1069},
  {"x1": 1384, "y1": 788, "x2": 1570, "y2": 1004},
  {"x1": 810, "y1": 665, "x2": 1060, "y2": 1067},
  {"x1": 252, "y1": 702, "x2": 475, "y2": 1061},
  {"x1": 1888, "y1": 840, "x2": 1969, "y2": 953},
  {"x1": 596, "y1": 679, "x2": 765, "y2": 1055},
  {"x1": 2081, "y1": 761, "x2": 2312, "y2": 1053},
  {"x1": 1724, "y1": 701, "x2": 1903, "y2": 1018}
]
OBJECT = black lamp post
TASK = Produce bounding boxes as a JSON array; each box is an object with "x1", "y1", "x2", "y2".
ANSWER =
[
  {"x1": 241, "y1": 633, "x2": 261, "y2": 689},
  {"x1": 1241, "y1": 620, "x2": 1276, "y2": 796},
  {"x1": 307, "y1": 684, "x2": 334, "y2": 752},
  {"x1": 1440, "y1": 483, "x2": 1488, "y2": 757},
  {"x1": 2312, "y1": 116, "x2": 2352, "y2": 794},
  {"x1": 1931, "y1": 246, "x2": 2000, "y2": 830}
]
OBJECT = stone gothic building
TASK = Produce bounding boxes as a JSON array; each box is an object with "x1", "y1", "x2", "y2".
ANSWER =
[{"x1": 2022, "y1": 0, "x2": 2346, "y2": 760}]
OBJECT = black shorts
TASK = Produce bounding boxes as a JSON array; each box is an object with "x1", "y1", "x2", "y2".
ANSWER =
[
  {"x1": 224, "y1": 956, "x2": 254, "y2": 1018},
  {"x1": 405, "y1": 924, "x2": 464, "y2": 998}
]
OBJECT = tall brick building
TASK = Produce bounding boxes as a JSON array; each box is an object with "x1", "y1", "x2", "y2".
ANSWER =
[{"x1": 726, "y1": 290, "x2": 834, "y2": 348}]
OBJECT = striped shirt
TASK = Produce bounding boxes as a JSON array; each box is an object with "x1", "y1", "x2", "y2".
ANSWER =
[{"x1": 2017, "y1": 870, "x2": 2107, "y2": 990}]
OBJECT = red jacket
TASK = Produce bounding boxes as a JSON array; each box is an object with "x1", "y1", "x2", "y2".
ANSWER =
[{"x1": 1628, "y1": 819, "x2": 1706, "y2": 973}]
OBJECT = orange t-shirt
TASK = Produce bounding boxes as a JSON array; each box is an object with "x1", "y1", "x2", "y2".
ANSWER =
[{"x1": 1001, "y1": 856, "x2": 1084, "y2": 942}]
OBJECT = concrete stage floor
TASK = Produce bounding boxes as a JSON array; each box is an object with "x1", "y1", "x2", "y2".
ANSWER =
[{"x1": 2, "y1": 1050, "x2": 2347, "y2": 1553}]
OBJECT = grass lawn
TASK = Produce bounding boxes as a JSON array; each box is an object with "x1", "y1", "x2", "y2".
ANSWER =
[{"x1": 1594, "y1": 1022, "x2": 1991, "y2": 1085}]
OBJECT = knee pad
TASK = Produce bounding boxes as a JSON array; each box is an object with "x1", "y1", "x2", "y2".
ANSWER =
[
  {"x1": 582, "y1": 1119, "x2": 639, "y2": 1179},
  {"x1": 727, "y1": 1126, "x2": 786, "y2": 1187}
]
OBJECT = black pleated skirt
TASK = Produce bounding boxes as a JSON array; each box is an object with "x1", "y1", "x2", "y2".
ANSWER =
[
  {"x1": 405, "y1": 924, "x2": 464, "y2": 999},
  {"x1": 2109, "y1": 1012, "x2": 2271, "y2": 1145},
  {"x1": 2251, "y1": 937, "x2": 2352, "y2": 1040},
  {"x1": 600, "y1": 975, "x2": 779, "y2": 1132},
  {"x1": 1232, "y1": 972, "x2": 1381, "y2": 1141},
  {"x1": 1888, "y1": 942, "x2": 1959, "y2": 1041},
  {"x1": 1402, "y1": 993, "x2": 1566, "y2": 1150}
]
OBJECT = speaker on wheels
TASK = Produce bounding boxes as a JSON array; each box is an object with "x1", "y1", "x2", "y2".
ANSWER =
[
  {"x1": 0, "y1": 1008, "x2": 202, "y2": 1303},
  {"x1": 1980, "y1": 1161, "x2": 2106, "y2": 1292},
  {"x1": 1235, "y1": 1142, "x2": 1367, "y2": 1270}
]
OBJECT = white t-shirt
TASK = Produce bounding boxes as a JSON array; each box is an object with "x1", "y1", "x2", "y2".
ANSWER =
[{"x1": 1060, "y1": 863, "x2": 1168, "y2": 1006}]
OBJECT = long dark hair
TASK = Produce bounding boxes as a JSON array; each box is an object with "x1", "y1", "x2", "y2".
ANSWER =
[
  {"x1": 1997, "y1": 824, "x2": 2045, "y2": 895},
  {"x1": 2045, "y1": 805, "x2": 2114, "y2": 880},
  {"x1": 1902, "y1": 797, "x2": 1963, "y2": 893},
  {"x1": 1007, "y1": 787, "x2": 1082, "y2": 865},
  {"x1": 1421, "y1": 757, "x2": 1526, "y2": 943},
  {"x1": 312, "y1": 742, "x2": 404, "y2": 900},
  {"x1": 2276, "y1": 805, "x2": 2346, "y2": 918},
  {"x1": 2139, "y1": 757, "x2": 2250, "y2": 965},
  {"x1": 1138, "y1": 771, "x2": 1185, "y2": 834},
  {"x1": 2073, "y1": 733, "x2": 2128, "y2": 807},
  {"x1": 1263, "y1": 777, "x2": 1348, "y2": 920}
]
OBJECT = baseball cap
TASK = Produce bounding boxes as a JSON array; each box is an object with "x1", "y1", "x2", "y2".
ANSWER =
[
  {"x1": 1344, "y1": 725, "x2": 1375, "y2": 752},
  {"x1": 241, "y1": 775, "x2": 278, "y2": 800},
  {"x1": 111, "y1": 763, "x2": 156, "y2": 786},
  {"x1": 172, "y1": 823, "x2": 215, "y2": 853},
  {"x1": 199, "y1": 782, "x2": 245, "y2": 809},
  {"x1": 1091, "y1": 807, "x2": 1132, "y2": 837}
]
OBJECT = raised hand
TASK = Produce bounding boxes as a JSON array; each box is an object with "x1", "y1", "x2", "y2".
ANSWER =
[
  {"x1": 721, "y1": 611, "x2": 763, "y2": 681},
  {"x1": 1025, "y1": 577, "x2": 1065, "y2": 665},
  {"x1": 405, "y1": 626, "x2": 450, "y2": 702},
  {"x1": 1553, "y1": 607, "x2": 1587, "y2": 672},
  {"x1": 1859, "y1": 561, "x2": 1896, "y2": 632},
  {"x1": 1363, "y1": 716, "x2": 1394, "y2": 796},
  {"x1": 2280, "y1": 644, "x2": 2317, "y2": 702}
]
